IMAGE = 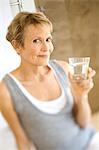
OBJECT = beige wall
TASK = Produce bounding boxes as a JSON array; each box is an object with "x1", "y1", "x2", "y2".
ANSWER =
[{"x1": 35, "y1": 0, "x2": 99, "y2": 113}]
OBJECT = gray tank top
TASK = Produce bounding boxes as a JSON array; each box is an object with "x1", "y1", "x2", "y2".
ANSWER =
[{"x1": 3, "y1": 60, "x2": 96, "y2": 150}]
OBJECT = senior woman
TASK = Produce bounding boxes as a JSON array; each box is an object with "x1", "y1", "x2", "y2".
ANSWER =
[{"x1": 0, "y1": 11, "x2": 99, "y2": 150}]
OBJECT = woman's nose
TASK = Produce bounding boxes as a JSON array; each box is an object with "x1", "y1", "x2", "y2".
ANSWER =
[{"x1": 41, "y1": 41, "x2": 49, "y2": 51}]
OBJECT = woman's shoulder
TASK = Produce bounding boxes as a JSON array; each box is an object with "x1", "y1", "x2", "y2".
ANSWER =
[
  {"x1": 0, "y1": 80, "x2": 12, "y2": 111},
  {"x1": 0, "y1": 80, "x2": 8, "y2": 97}
]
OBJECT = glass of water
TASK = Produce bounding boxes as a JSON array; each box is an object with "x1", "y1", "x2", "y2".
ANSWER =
[{"x1": 69, "y1": 57, "x2": 90, "y2": 80}]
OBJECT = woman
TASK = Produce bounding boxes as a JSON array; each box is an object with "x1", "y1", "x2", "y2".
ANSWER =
[{"x1": 0, "y1": 11, "x2": 99, "y2": 150}]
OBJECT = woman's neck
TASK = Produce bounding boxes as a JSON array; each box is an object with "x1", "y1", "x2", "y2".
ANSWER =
[{"x1": 11, "y1": 61, "x2": 51, "y2": 82}]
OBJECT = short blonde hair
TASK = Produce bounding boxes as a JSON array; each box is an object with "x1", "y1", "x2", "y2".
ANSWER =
[{"x1": 6, "y1": 11, "x2": 53, "y2": 47}]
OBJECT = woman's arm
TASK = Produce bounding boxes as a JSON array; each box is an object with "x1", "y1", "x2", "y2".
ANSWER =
[
  {"x1": 68, "y1": 68, "x2": 96, "y2": 128},
  {"x1": 72, "y1": 94, "x2": 92, "y2": 128},
  {"x1": 57, "y1": 60, "x2": 96, "y2": 128},
  {"x1": 0, "y1": 81, "x2": 36, "y2": 150}
]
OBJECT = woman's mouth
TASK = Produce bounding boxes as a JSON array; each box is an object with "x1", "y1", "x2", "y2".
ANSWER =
[{"x1": 38, "y1": 55, "x2": 49, "y2": 58}]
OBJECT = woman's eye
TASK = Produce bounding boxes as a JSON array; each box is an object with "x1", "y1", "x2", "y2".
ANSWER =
[
  {"x1": 33, "y1": 39, "x2": 40, "y2": 43},
  {"x1": 46, "y1": 38, "x2": 52, "y2": 42}
]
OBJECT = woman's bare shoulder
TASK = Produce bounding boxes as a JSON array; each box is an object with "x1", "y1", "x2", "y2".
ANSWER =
[
  {"x1": 0, "y1": 81, "x2": 12, "y2": 111},
  {"x1": 0, "y1": 81, "x2": 9, "y2": 97}
]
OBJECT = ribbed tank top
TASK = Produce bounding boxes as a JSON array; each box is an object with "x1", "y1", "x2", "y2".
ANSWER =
[
  {"x1": 3, "y1": 60, "x2": 96, "y2": 150},
  {"x1": 8, "y1": 64, "x2": 66, "y2": 114}
]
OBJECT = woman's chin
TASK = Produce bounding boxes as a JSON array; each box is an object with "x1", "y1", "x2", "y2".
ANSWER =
[{"x1": 36, "y1": 58, "x2": 49, "y2": 66}]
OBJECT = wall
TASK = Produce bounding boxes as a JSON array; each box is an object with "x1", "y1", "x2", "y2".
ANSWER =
[
  {"x1": 0, "y1": 0, "x2": 36, "y2": 127},
  {"x1": 35, "y1": 0, "x2": 99, "y2": 113},
  {"x1": 0, "y1": 0, "x2": 36, "y2": 80},
  {"x1": 9, "y1": 0, "x2": 36, "y2": 16}
]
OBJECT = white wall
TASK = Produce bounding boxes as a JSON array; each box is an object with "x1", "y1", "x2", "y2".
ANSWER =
[
  {"x1": 0, "y1": 0, "x2": 36, "y2": 81},
  {"x1": 0, "y1": 0, "x2": 36, "y2": 127},
  {"x1": 22, "y1": 0, "x2": 36, "y2": 13},
  {"x1": 10, "y1": 0, "x2": 36, "y2": 17},
  {"x1": 0, "y1": 0, "x2": 19, "y2": 81}
]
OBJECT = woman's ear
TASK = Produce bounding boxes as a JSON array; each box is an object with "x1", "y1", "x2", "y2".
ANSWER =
[{"x1": 11, "y1": 40, "x2": 22, "y2": 55}]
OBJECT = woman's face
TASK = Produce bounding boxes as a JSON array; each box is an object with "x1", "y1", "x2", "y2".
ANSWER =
[{"x1": 18, "y1": 24, "x2": 54, "y2": 66}]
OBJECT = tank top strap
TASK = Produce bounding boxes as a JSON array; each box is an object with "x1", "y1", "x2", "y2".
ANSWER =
[
  {"x1": 49, "y1": 60, "x2": 69, "y2": 87},
  {"x1": 49, "y1": 59, "x2": 74, "y2": 112}
]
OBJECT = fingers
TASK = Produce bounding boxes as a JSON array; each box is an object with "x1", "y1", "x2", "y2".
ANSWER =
[
  {"x1": 68, "y1": 68, "x2": 95, "y2": 95},
  {"x1": 69, "y1": 72, "x2": 94, "y2": 87},
  {"x1": 88, "y1": 67, "x2": 96, "y2": 79},
  {"x1": 30, "y1": 142, "x2": 37, "y2": 150},
  {"x1": 68, "y1": 67, "x2": 96, "y2": 81},
  {"x1": 79, "y1": 78, "x2": 94, "y2": 91}
]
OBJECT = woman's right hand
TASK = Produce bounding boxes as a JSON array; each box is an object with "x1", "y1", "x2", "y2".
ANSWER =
[
  {"x1": 17, "y1": 137, "x2": 37, "y2": 150},
  {"x1": 68, "y1": 67, "x2": 96, "y2": 101},
  {"x1": 30, "y1": 142, "x2": 37, "y2": 150}
]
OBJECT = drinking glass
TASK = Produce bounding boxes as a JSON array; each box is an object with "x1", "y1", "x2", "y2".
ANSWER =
[{"x1": 69, "y1": 57, "x2": 90, "y2": 80}]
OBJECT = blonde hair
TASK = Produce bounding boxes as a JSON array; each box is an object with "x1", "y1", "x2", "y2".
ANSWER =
[{"x1": 6, "y1": 11, "x2": 53, "y2": 47}]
